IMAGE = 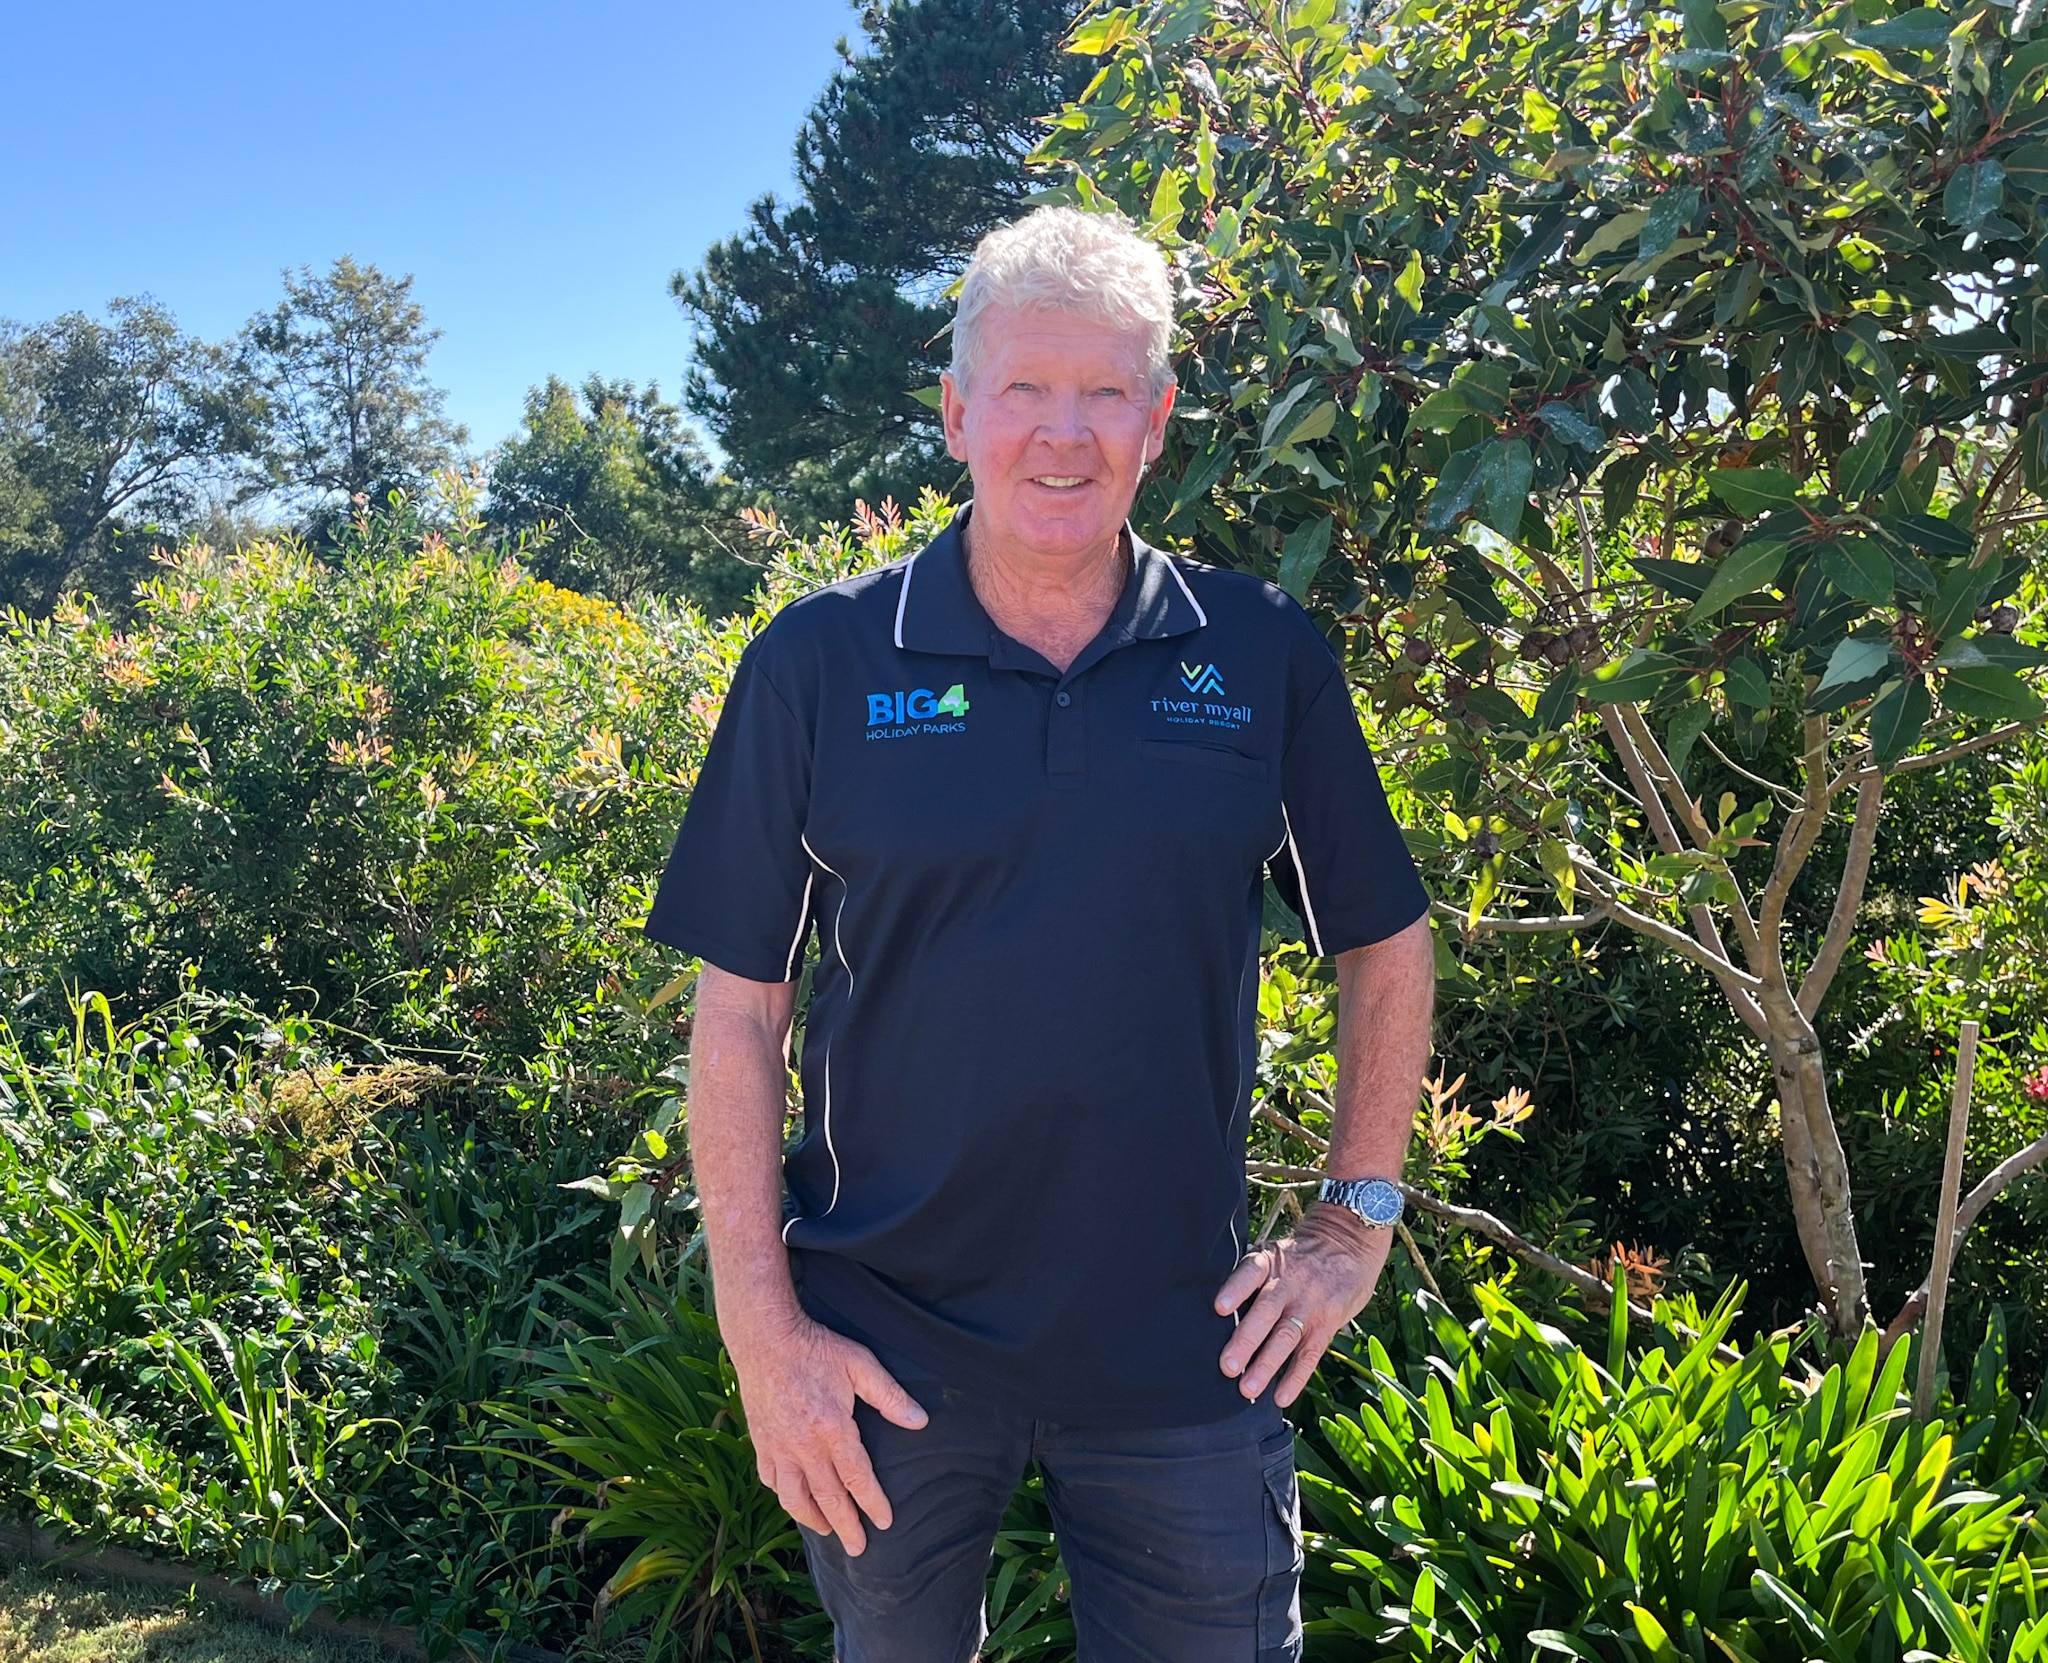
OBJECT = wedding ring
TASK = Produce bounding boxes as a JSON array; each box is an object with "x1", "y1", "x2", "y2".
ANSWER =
[{"x1": 1282, "y1": 1315, "x2": 1305, "y2": 1337}]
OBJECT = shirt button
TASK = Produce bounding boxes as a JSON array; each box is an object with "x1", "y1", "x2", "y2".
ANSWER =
[{"x1": 1055, "y1": 691, "x2": 1072, "y2": 707}]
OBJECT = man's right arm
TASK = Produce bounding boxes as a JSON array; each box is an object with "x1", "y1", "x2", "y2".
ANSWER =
[{"x1": 688, "y1": 963, "x2": 928, "y2": 1556}]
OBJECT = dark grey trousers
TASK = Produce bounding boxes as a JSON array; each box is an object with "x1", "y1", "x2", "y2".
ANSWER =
[{"x1": 800, "y1": 1375, "x2": 1304, "y2": 1663}]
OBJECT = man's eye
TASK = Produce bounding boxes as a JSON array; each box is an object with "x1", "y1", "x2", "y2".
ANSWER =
[
  {"x1": 1009, "y1": 381, "x2": 1037, "y2": 393},
  {"x1": 1093, "y1": 386, "x2": 1127, "y2": 398}
]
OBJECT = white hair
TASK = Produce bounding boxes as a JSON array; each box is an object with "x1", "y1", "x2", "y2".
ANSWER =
[{"x1": 950, "y1": 205, "x2": 1176, "y2": 398}]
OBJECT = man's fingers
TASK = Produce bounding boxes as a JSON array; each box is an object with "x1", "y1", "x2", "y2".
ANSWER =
[
  {"x1": 773, "y1": 1462, "x2": 832, "y2": 1537},
  {"x1": 1212, "y1": 1250, "x2": 1274, "y2": 1316},
  {"x1": 805, "y1": 1458, "x2": 869, "y2": 1556},
  {"x1": 1219, "y1": 1277, "x2": 1291, "y2": 1377},
  {"x1": 1273, "y1": 1329, "x2": 1328, "y2": 1409},
  {"x1": 831, "y1": 1430, "x2": 895, "y2": 1533},
  {"x1": 1238, "y1": 1314, "x2": 1313, "y2": 1400},
  {"x1": 846, "y1": 1346, "x2": 929, "y2": 1429}
]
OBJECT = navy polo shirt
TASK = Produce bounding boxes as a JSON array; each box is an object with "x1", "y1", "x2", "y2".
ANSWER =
[{"x1": 644, "y1": 510, "x2": 1427, "y2": 1426}]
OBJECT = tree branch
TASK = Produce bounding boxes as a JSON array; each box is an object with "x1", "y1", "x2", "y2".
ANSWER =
[
  {"x1": 1757, "y1": 713, "x2": 1832, "y2": 950},
  {"x1": 1797, "y1": 768, "x2": 1882, "y2": 1021},
  {"x1": 1245, "y1": 1161, "x2": 1656, "y2": 1323},
  {"x1": 1433, "y1": 900, "x2": 1609, "y2": 934},
  {"x1": 1881, "y1": 1128, "x2": 2048, "y2": 1351},
  {"x1": 1570, "y1": 865, "x2": 1766, "y2": 990},
  {"x1": 1889, "y1": 718, "x2": 2042, "y2": 776},
  {"x1": 1596, "y1": 705, "x2": 1769, "y2": 1034}
]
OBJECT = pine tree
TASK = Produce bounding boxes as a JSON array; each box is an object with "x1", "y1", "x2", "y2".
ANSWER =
[{"x1": 674, "y1": 0, "x2": 1086, "y2": 522}]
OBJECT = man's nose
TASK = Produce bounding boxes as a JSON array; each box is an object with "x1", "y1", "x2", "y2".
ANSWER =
[{"x1": 1035, "y1": 389, "x2": 1092, "y2": 444}]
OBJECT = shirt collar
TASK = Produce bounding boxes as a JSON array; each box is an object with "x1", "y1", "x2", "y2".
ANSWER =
[{"x1": 893, "y1": 504, "x2": 1208, "y2": 658}]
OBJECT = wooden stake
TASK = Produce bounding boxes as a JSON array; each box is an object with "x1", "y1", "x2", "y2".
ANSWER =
[{"x1": 1915, "y1": 1020, "x2": 1981, "y2": 1422}]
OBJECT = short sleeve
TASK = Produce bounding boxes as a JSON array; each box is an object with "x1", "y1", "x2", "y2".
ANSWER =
[
  {"x1": 1269, "y1": 667, "x2": 1429, "y2": 957},
  {"x1": 642, "y1": 642, "x2": 815, "y2": 982}
]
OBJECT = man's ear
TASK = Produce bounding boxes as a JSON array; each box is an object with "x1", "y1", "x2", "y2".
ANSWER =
[
  {"x1": 1144, "y1": 380, "x2": 1178, "y2": 464},
  {"x1": 941, "y1": 373, "x2": 969, "y2": 462}
]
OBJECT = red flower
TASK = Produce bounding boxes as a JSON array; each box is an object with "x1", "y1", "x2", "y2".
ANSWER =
[{"x1": 2024, "y1": 1067, "x2": 2048, "y2": 1104}]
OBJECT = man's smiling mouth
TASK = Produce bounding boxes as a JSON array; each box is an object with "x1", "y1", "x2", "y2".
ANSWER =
[{"x1": 1032, "y1": 476, "x2": 1089, "y2": 489}]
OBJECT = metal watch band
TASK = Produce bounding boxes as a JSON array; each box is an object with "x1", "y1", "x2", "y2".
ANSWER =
[{"x1": 1317, "y1": 1175, "x2": 1404, "y2": 1228}]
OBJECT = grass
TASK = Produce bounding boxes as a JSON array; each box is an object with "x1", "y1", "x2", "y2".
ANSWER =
[{"x1": 0, "y1": 1563, "x2": 393, "y2": 1663}]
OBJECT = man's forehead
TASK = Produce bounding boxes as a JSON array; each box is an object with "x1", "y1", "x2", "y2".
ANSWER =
[{"x1": 972, "y1": 305, "x2": 1151, "y2": 374}]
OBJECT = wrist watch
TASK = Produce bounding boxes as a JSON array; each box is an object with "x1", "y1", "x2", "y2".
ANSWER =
[{"x1": 1318, "y1": 1175, "x2": 1404, "y2": 1228}]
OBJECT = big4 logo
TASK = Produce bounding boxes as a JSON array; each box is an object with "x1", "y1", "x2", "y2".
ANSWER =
[{"x1": 866, "y1": 684, "x2": 970, "y2": 726}]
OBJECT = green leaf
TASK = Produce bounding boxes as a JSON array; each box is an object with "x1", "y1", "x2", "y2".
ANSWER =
[
  {"x1": 1260, "y1": 380, "x2": 1321, "y2": 450},
  {"x1": 1838, "y1": 415, "x2": 1908, "y2": 500},
  {"x1": 1603, "y1": 450, "x2": 1652, "y2": 529},
  {"x1": 1067, "y1": 7, "x2": 1139, "y2": 53},
  {"x1": 1392, "y1": 248, "x2": 1425, "y2": 314},
  {"x1": 1665, "y1": 699, "x2": 1711, "y2": 778},
  {"x1": 1869, "y1": 677, "x2": 1931, "y2": 768},
  {"x1": 908, "y1": 384, "x2": 945, "y2": 410},
  {"x1": 1811, "y1": 636, "x2": 1895, "y2": 706},
  {"x1": 1147, "y1": 166, "x2": 1187, "y2": 233},
  {"x1": 1536, "y1": 401, "x2": 1605, "y2": 449},
  {"x1": 1706, "y1": 468, "x2": 1802, "y2": 516},
  {"x1": 1856, "y1": 8, "x2": 1953, "y2": 49},
  {"x1": 1427, "y1": 446, "x2": 1486, "y2": 530},
  {"x1": 1277, "y1": 517, "x2": 1334, "y2": 601},
  {"x1": 1895, "y1": 513, "x2": 1972, "y2": 558},
  {"x1": 1538, "y1": 839, "x2": 1577, "y2": 909},
  {"x1": 1638, "y1": 185, "x2": 1703, "y2": 258},
  {"x1": 1723, "y1": 656, "x2": 1772, "y2": 709},
  {"x1": 1409, "y1": 388, "x2": 1472, "y2": 432},
  {"x1": 1943, "y1": 662, "x2": 2044, "y2": 720},
  {"x1": 1589, "y1": 649, "x2": 1680, "y2": 705},
  {"x1": 1820, "y1": 537, "x2": 1894, "y2": 604},
  {"x1": 1480, "y1": 438, "x2": 1534, "y2": 537},
  {"x1": 1281, "y1": 398, "x2": 1337, "y2": 447},
  {"x1": 1573, "y1": 210, "x2": 1648, "y2": 265},
  {"x1": 1690, "y1": 536, "x2": 1790, "y2": 619},
  {"x1": 1167, "y1": 438, "x2": 1236, "y2": 519},
  {"x1": 1530, "y1": 1633, "x2": 1605, "y2": 1661},
  {"x1": 1631, "y1": 557, "x2": 1711, "y2": 602},
  {"x1": 1928, "y1": 555, "x2": 2000, "y2": 641},
  {"x1": 1628, "y1": 1603, "x2": 1681, "y2": 1659},
  {"x1": 1533, "y1": 666, "x2": 1581, "y2": 730},
  {"x1": 1943, "y1": 160, "x2": 2006, "y2": 232}
]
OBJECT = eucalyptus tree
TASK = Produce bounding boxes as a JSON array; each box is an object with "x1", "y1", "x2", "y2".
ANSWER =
[{"x1": 1044, "y1": 0, "x2": 2048, "y2": 1335}]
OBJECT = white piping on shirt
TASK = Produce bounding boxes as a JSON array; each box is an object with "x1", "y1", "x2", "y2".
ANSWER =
[
  {"x1": 1281, "y1": 804, "x2": 1326, "y2": 956},
  {"x1": 892, "y1": 553, "x2": 918, "y2": 648},
  {"x1": 782, "y1": 871, "x2": 814, "y2": 982},
  {"x1": 782, "y1": 835, "x2": 851, "y2": 1241},
  {"x1": 1165, "y1": 557, "x2": 1209, "y2": 628}
]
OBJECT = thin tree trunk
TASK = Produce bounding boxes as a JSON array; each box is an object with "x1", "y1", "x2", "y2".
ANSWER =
[{"x1": 1775, "y1": 1067, "x2": 1839, "y2": 1312}]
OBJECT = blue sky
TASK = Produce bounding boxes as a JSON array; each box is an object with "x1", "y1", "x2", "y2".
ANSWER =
[{"x1": 0, "y1": 0, "x2": 861, "y2": 452}]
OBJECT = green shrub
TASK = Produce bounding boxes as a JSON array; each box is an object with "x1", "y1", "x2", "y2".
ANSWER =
[
  {"x1": 0, "y1": 995, "x2": 643, "y2": 1655},
  {"x1": 0, "y1": 481, "x2": 706, "y2": 1074},
  {"x1": 1302, "y1": 1282, "x2": 2048, "y2": 1661}
]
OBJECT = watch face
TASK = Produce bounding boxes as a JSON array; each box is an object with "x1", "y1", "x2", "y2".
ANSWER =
[{"x1": 1357, "y1": 1179, "x2": 1403, "y2": 1225}]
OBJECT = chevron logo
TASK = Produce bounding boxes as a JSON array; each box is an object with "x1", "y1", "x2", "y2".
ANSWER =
[{"x1": 1179, "y1": 661, "x2": 1225, "y2": 696}]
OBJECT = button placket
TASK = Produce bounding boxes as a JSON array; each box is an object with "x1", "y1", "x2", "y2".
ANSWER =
[{"x1": 1046, "y1": 677, "x2": 1086, "y2": 787}]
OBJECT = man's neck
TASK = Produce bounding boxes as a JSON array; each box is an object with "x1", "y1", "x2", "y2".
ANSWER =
[{"x1": 962, "y1": 512, "x2": 1130, "y2": 675}]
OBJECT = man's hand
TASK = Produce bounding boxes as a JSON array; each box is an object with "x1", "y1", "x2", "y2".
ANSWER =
[
  {"x1": 727, "y1": 1312, "x2": 928, "y2": 1556},
  {"x1": 1214, "y1": 1202, "x2": 1394, "y2": 1407}
]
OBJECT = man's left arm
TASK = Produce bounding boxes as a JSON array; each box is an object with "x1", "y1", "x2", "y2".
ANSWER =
[{"x1": 1215, "y1": 912, "x2": 1435, "y2": 1406}]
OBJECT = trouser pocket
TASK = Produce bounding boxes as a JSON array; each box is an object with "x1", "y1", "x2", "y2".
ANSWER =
[{"x1": 1256, "y1": 1427, "x2": 1304, "y2": 1661}]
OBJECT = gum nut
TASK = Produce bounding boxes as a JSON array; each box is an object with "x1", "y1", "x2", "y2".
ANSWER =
[
  {"x1": 1990, "y1": 604, "x2": 2020, "y2": 634},
  {"x1": 1543, "y1": 637, "x2": 1573, "y2": 666},
  {"x1": 1405, "y1": 638, "x2": 1434, "y2": 664},
  {"x1": 1473, "y1": 831, "x2": 1501, "y2": 857}
]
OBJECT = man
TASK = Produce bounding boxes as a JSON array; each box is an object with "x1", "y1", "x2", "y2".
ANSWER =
[{"x1": 643, "y1": 205, "x2": 1434, "y2": 1663}]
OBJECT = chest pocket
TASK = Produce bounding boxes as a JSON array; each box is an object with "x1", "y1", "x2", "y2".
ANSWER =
[{"x1": 1137, "y1": 737, "x2": 1269, "y2": 782}]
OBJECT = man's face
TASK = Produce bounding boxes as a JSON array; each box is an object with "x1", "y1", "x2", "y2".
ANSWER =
[{"x1": 941, "y1": 305, "x2": 1175, "y2": 561}]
